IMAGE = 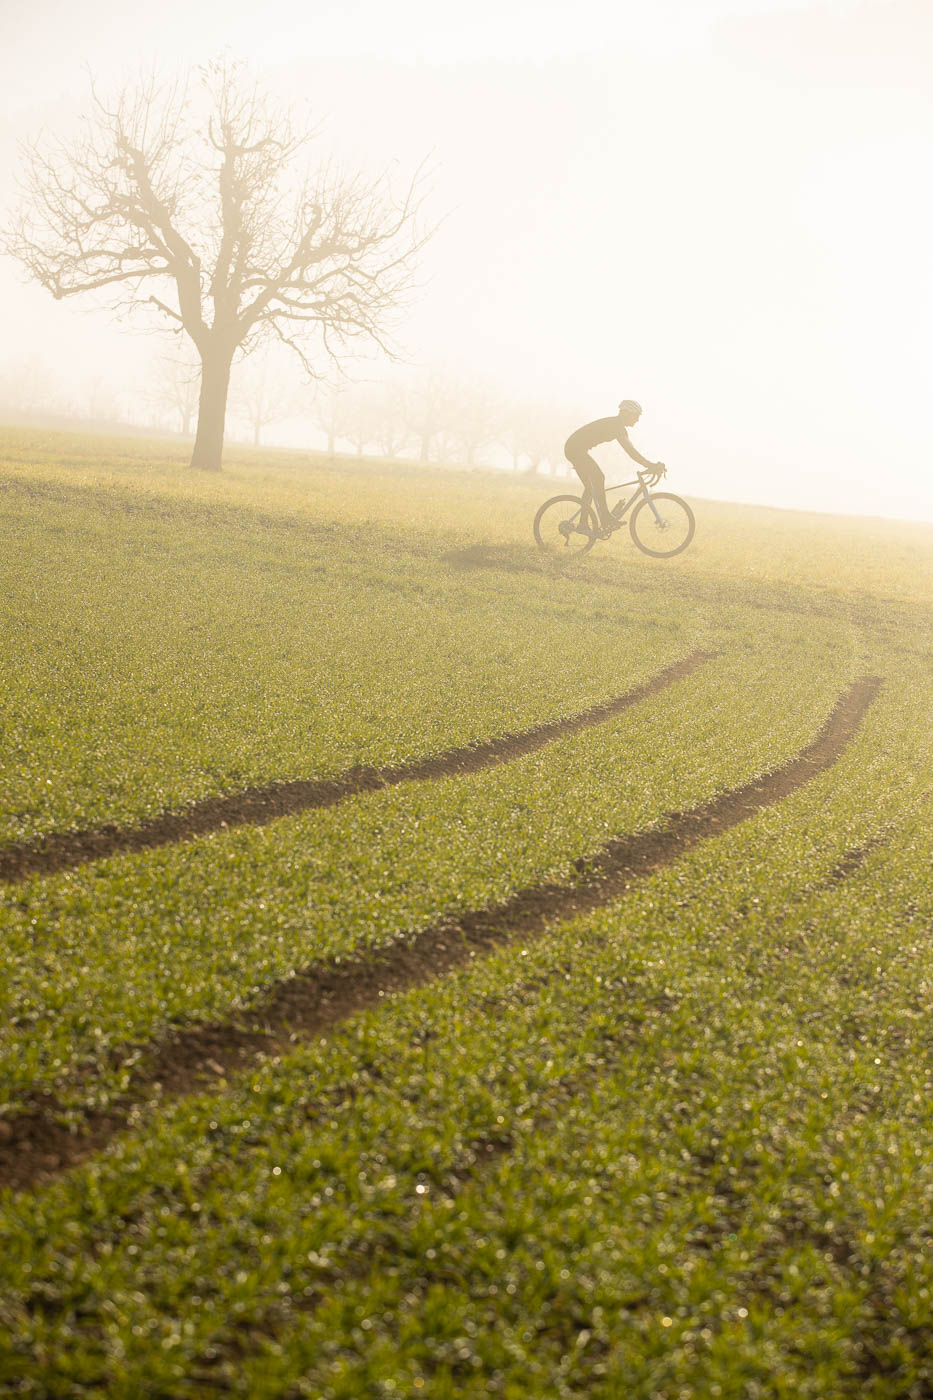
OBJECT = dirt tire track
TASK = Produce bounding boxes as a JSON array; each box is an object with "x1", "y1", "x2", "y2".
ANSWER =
[
  {"x1": 0, "y1": 652, "x2": 712, "y2": 885},
  {"x1": 0, "y1": 676, "x2": 880, "y2": 1193},
  {"x1": 818, "y1": 832, "x2": 891, "y2": 889}
]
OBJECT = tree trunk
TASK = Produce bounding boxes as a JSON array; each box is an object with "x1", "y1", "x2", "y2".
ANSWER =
[
  {"x1": 253, "y1": 421, "x2": 261, "y2": 446},
  {"x1": 190, "y1": 347, "x2": 233, "y2": 471}
]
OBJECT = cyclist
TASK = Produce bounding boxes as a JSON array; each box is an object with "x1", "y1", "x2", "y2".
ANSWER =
[{"x1": 564, "y1": 400, "x2": 665, "y2": 537}]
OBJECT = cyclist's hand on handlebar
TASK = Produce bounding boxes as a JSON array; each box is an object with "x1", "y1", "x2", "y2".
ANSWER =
[{"x1": 655, "y1": 461, "x2": 666, "y2": 477}]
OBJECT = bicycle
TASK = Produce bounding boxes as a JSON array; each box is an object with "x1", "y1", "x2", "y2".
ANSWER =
[{"x1": 533, "y1": 468, "x2": 695, "y2": 558}]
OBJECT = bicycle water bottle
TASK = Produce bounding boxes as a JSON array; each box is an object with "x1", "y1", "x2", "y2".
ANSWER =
[{"x1": 610, "y1": 499, "x2": 626, "y2": 520}]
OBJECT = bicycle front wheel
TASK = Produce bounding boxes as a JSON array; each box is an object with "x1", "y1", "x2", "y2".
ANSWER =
[
  {"x1": 629, "y1": 492, "x2": 695, "y2": 558},
  {"x1": 533, "y1": 495, "x2": 598, "y2": 556}
]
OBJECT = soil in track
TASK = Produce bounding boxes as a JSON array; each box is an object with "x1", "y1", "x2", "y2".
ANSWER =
[
  {"x1": 0, "y1": 652, "x2": 711, "y2": 885},
  {"x1": 818, "y1": 832, "x2": 892, "y2": 889},
  {"x1": 0, "y1": 674, "x2": 880, "y2": 1194}
]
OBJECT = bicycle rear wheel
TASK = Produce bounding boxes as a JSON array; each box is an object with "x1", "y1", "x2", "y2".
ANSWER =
[
  {"x1": 629, "y1": 492, "x2": 695, "y2": 558},
  {"x1": 533, "y1": 495, "x2": 598, "y2": 556}
]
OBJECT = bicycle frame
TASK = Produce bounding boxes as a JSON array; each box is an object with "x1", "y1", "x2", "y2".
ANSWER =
[{"x1": 575, "y1": 470, "x2": 666, "y2": 533}]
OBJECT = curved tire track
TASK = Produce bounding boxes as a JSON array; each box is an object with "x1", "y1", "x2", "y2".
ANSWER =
[
  {"x1": 0, "y1": 675, "x2": 881, "y2": 1193},
  {"x1": 0, "y1": 651, "x2": 711, "y2": 885}
]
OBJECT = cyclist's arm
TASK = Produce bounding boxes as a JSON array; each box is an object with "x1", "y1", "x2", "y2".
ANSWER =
[{"x1": 617, "y1": 427, "x2": 659, "y2": 470}]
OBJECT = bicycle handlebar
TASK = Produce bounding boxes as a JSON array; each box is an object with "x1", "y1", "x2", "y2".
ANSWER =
[{"x1": 608, "y1": 465, "x2": 668, "y2": 494}]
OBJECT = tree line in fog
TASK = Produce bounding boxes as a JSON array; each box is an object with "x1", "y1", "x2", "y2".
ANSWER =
[{"x1": 0, "y1": 352, "x2": 573, "y2": 475}]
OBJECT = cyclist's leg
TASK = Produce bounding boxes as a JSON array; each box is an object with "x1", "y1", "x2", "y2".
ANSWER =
[
  {"x1": 566, "y1": 454, "x2": 595, "y2": 531},
  {"x1": 568, "y1": 452, "x2": 611, "y2": 530}
]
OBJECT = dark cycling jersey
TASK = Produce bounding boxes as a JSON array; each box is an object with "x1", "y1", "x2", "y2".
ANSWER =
[{"x1": 564, "y1": 415, "x2": 654, "y2": 469}]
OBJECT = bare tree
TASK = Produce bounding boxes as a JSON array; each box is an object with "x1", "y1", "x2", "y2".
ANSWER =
[
  {"x1": 4, "y1": 61, "x2": 430, "y2": 470},
  {"x1": 364, "y1": 382, "x2": 410, "y2": 458},
  {"x1": 147, "y1": 350, "x2": 200, "y2": 435},
  {"x1": 308, "y1": 378, "x2": 374, "y2": 455},
  {"x1": 0, "y1": 355, "x2": 71, "y2": 420},
  {"x1": 502, "y1": 402, "x2": 561, "y2": 475},
  {"x1": 230, "y1": 356, "x2": 296, "y2": 446},
  {"x1": 401, "y1": 371, "x2": 458, "y2": 463},
  {"x1": 79, "y1": 376, "x2": 124, "y2": 424},
  {"x1": 350, "y1": 380, "x2": 409, "y2": 456},
  {"x1": 311, "y1": 379, "x2": 348, "y2": 454},
  {"x1": 338, "y1": 384, "x2": 382, "y2": 456},
  {"x1": 441, "y1": 380, "x2": 505, "y2": 467}
]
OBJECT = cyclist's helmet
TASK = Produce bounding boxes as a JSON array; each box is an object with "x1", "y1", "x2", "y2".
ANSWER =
[{"x1": 618, "y1": 399, "x2": 643, "y2": 416}]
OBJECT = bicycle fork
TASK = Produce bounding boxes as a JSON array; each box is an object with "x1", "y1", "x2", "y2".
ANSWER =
[{"x1": 643, "y1": 490, "x2": 666, "y2": 526}]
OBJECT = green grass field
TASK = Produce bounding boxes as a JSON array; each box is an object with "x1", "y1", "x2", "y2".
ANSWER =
[{"x1": 1, "y1": 424, "x2": 933, "y2": 1398}]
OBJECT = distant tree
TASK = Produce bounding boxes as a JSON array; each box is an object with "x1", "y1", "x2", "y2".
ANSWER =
[
  {"x1": 309, "y1": 379, "x2": 378, "y2": 456},
  {"x1": 79, "y1": 376, "x2": 124, "y2": 424},
  {"x1": 230, "y1": 357, "x2": 296, "y2": 446},
  {"x1": 369, "y1": 382, "x2": 410, "y2": 458},
  {"x1": 4, "y1": 61, "x2": 431, "y2": 471},
  {"x1": 0, "y1": 355, "x2": 70, "y2": 419},
  {"x1": 338, "y1": 385, "x2": 383, "y2": 456},
  {"x1": 503, "y1": 402, "x2": 561, "y2": 475},
  {"x1": 400, "y1": 371, "x2": 459, "y2": 463},
  {"x1": 441, "y1": 381, "x2": 505, "y2": 467},
  {"x1": 148, "y1": 351, "x2": 200, "y2": 435},
  {"x1": 311, "y1": 380, "x2": 348, "y2": 454}
]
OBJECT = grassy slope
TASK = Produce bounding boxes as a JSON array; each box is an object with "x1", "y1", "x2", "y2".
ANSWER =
[
  {"x1": 1, "y1": 475, "x2": 690, "y2": 841},
  {"x1": 0, "y1": 641, "x2": 853, "y2": 1112},
  {"x1": 1, "y1": 426, "x2": 933, "y2": 1397},
  {"x1": 3, "y1": 655, "x2": 932, "y2": 1396}
]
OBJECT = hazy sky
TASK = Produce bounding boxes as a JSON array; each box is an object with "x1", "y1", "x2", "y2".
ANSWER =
[{"x1": 1, "y1": 0, "x2": 931, "y2": 521}]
